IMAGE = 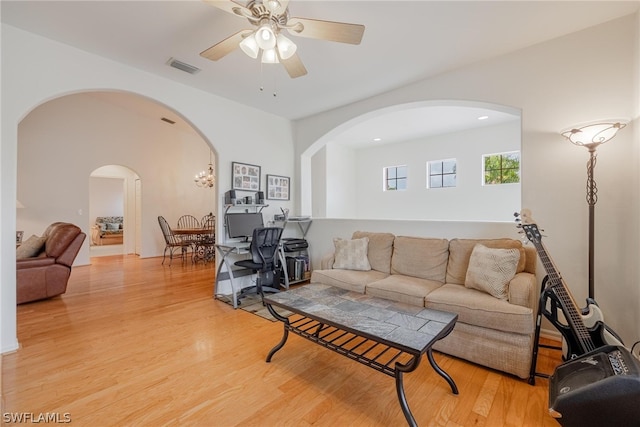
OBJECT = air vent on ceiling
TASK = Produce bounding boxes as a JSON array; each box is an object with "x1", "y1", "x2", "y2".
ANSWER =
[
  {"x1": 167, "y1": 58, "x2": 200, "y2": 75},
  {"x1": 161, "y1": 117, "x2": 176, "y2": 125}
]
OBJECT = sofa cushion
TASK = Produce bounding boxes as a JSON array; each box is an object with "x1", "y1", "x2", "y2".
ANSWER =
[
  {"x1": 446, "y1": 238, "x2": 525, "y2": 285},
  {"x1": 465, "y1": 244, "x2": 520, "y2": 300},
  {"x1": 16, "y1": 235, "x2": 47, "y2": 259},
  {"x1": 425, "y1": 284, "x2": 534, "y2": 334},
  {"x1": 352, "y1": 231, "x2": 395, "y2": 273},
  {"x1": 332, "y1": 237, "x2": 371, "y2": 271},
  {"x1": 311, "y1": 269, "x2": 389, "y2": 293},
  {"x1": 391, "y1": 236, "x2": 449, "y2": 283},
  {"x1": 366, "y1": 275, "x2": 443, "y2": 306}
]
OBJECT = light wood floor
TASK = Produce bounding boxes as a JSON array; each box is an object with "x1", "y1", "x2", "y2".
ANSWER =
[{"x1": 2, "y1": 255, "x2": 562, "y2": 426}]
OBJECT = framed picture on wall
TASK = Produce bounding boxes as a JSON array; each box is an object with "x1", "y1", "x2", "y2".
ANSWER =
[
  {"x1": 231, "y1": 161, "x2": 261, "y2": 191},
  {"x1": 266, "y1": 174, "x2": 290, "y2": 200}
]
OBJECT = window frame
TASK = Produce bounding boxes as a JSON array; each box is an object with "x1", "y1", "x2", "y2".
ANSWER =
[
  {"x1": 427, "y1": 158, "x2": 457, "y2": 189},
  {"x1": 383, "y1": 165, "x2": 408, "y2": 191},
  {"x1": 482, "y1": 151, "x2": 521, "y2": 185}
]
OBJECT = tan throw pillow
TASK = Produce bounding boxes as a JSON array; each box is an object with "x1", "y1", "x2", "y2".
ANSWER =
[
  {"x1": 16, "y1": 235, "x2": 47, "y2": 259},
  {"x1": 332, "y1": 237, "x2": 371, "y2": 271},
  {"x1": 465, "y1": 244, "x2": 520, "y2": 300}
]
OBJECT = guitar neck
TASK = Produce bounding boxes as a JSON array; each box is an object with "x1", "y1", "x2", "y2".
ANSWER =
[{"x1": 531, "y1": 239, "x2": 596, "y2": 353}]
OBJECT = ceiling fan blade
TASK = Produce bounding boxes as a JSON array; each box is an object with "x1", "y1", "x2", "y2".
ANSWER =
[
  {"x1": 281, "y1": 53, "x2": 308, "y2": 79},
  {"x1": 200, "y1": 30, "x2": 252, "y2": 61},
  {"x1": 286, "y1": 17, "x2": 365, "y2": 45},
  {"x1": 202, "y1": 0, "x2": 252, "y2": 19}
]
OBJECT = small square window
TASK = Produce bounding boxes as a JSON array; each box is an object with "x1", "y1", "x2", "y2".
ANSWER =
[
  {"x1": 384, "y1": 165, "x2": 407, "y2": 191},
  {"x1": 483, "y1": 152, "x2": 520, "y2": 185},
  {"x1": 427, "y1": 159, "x2": 457, "y2": 188}
]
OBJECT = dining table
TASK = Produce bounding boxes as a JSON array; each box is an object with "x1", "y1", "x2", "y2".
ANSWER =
[{"x1": 173, "y1": 227, "x2": 216, "y2": 263}]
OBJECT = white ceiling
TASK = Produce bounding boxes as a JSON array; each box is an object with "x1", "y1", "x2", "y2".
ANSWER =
[{"x1": 2, "y1": 1, "x2": 638, "y2": 142}]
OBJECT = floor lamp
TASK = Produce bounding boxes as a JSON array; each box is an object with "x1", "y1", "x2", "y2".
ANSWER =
[{"x1": 561, "y1": 121, "x2": 627, "y2": 299}]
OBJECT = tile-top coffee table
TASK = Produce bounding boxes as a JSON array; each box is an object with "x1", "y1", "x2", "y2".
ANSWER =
[{"x1": 264, "y1": 283, "x2": 458, "y2": 427}]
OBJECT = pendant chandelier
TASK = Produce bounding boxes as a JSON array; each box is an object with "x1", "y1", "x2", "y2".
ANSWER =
[{"x1": 195, "y1": 152, "x2": 215, "y2": 188}]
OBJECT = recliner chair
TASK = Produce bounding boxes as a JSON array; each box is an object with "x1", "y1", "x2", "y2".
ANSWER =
[
  {"x1": 234, "y1": 227, "x2": 283, "y2": 304},
  {"x1": 16, "y1": 222, "x2": 86, "y2": 304}
]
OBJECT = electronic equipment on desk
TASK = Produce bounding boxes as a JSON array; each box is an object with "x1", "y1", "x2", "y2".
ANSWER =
[
  {"x1": 282, "y1": 238, "x2": 308, "y2": 252},
  {"x1": 225, "y1": 212, "x2": 264, "y2": 242}
]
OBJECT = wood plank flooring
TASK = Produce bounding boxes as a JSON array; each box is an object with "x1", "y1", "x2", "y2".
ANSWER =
[{"x1": 2, "y1": 255, "x2": 562, "y2": 426}]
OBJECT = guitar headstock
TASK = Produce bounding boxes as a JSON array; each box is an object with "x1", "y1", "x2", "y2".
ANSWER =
[{"x1": 514, "y1": 209, "x2": 543, "y2": 244}]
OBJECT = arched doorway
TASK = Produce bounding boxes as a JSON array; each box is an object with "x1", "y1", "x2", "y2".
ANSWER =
[
  {"x1": 16, "y1": 90, "x2": 217, "y2": 265},
  {"x1": 89, "y1": 165, "x2": 140, "y2": 258}
]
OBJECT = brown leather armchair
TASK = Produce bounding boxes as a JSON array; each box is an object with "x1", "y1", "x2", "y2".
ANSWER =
[{"x1": 16, "y1": 222, "x2": 86, "y2": 304}]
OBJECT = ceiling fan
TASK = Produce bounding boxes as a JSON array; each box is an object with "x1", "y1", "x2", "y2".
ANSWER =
[{"x1": 200, "y1": 0, "x2": 365, "y2": 78}]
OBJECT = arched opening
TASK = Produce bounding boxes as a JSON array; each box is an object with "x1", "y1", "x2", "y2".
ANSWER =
[
  {"x1": 16, "y1": 90, "x2": 217, "y2": 266},
  {"x1": 301, "y1": 100, "x2": 521, "y2": 221},
  {"x1": 89, "y1": 165, "x2": 140, "y2": 258}
]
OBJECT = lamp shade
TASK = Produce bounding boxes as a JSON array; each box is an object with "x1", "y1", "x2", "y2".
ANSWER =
[
  {"x1": 561, "y1": 121, "x2": 627, "y2": 149},
  {"x1": 276, "y1": 34, "x2": 297, "y2": 60},
  {"x1": 239, "y1": 33, "x2": 259, "y2": 59},
  {"x1": 261, "y1": 48, "x2": 279, "y2": 64},
  {"x1": 255, "y1": 24, "x2": 276, "y2": 50}
]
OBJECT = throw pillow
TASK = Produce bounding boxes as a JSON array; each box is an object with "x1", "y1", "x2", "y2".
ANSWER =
[
  {"x1": 106, "y1": 223, "x2": 120, "y2": 231},
  {"x1": 332, "y1": 237, "x2": 371, "y2": 271},
  {"x1": 16, "y1": 235, "x2": 47, "y2": 259},
  {"x1": 100, "y1": 223, "x2": 107, "y2": 231},
  {"x1": 465, "y1": 244, "x2": 520, "y2": 300}
]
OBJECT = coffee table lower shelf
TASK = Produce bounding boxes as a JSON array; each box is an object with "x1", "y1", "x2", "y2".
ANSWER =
[{"x1": 265, "y1": 306, "x2": 458, "y2": 427}]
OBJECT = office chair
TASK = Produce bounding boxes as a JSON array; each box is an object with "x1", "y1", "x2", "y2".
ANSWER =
[{"x1": 234, "y1": 227, "x2": 283, "y2": 304}]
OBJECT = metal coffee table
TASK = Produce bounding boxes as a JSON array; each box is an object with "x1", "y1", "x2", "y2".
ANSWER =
[{"x1": 264, "y1": 283, "x2": 458, "y2": 427}]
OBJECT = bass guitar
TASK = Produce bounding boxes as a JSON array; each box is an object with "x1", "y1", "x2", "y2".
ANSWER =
[{"x1": 516, "y1": 209, "x2": 624, "y2": 360}]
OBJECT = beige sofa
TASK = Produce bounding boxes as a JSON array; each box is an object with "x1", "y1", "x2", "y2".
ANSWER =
[{"x1": 311, "y1": 231, "x2": 538, "y2": 379}]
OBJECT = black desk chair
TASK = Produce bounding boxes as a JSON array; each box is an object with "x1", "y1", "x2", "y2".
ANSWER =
[{"x1": 234, "y1": 227, "x2": 283, "y2": 304}]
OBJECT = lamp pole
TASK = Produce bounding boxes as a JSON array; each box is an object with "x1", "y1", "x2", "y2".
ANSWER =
[{"x1": 585, "y1": 146, "x2": 597, "y2": 300}]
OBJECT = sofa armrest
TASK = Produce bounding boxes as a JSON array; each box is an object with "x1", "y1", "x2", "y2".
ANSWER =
[
  {"x1": 320, "y1": 253, "x2": 335, "y2": 270},
  {"x1": 508, "y1": 272, "x2": 538, "y2": 310},
  {"x1": 17, "y1": 257, "x2": 56, "y2": 269}
]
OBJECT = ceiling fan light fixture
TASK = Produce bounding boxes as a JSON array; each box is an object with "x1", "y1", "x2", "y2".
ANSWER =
[
  {"x1": 266, "y1": 0, "x2": 281, "y2": 13},
  {"x1": 261, "y1": 48, "x2": 279, "y2": 64},
  {"x1": 239, "y1": 33, "x2": 260, "y2": 59},
  {"x1": 276, "y1": 34, "x2": 297, "y2": 59},
  {"x1": 255, "y1": 24, "x2": 276, "y2": 50}
]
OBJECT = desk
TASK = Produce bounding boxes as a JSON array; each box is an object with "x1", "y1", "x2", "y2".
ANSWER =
[
  {"x1": 174, "y1": 228, "x2": 215, "y2": 263},
  {"x1": 214, "y1": 242, "x2": 288, "y2": 309}
]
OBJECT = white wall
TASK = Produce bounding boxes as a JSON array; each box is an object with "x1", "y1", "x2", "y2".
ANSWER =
[
  {"x1": 325, "y1": 142, "x2": 357, "y2": 218},
  {"x1": 296, "y1": 14, "x2": 640, "y2": 344},
  {"x1": 1, "y1": 24, "x2": 296, "y2": 353},
  {"x1": 310, "y1": 146, "x2": 326, "y2": 218},
  {"x1": 89, "y1": 177, "x2": 124, "y2": 224},
  {"x1": 352, "y1": 121, "x2": 521, "y2": 221}
]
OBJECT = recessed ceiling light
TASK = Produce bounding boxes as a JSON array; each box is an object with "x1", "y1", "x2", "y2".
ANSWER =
[
  {"x1": 478, "y1": 115, "x2": 489, "y2": 120},
  {"x1": 373, "y1": 137, "x2": 382, "y2": 142}
]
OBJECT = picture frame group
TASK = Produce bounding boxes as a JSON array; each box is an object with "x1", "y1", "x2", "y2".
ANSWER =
[
  {"x1": 231, "y1": 161, "x2": 261, "y2": 191},
  {"x1": 267, "y1": 174, "x2": 290, "y2": 200}
]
